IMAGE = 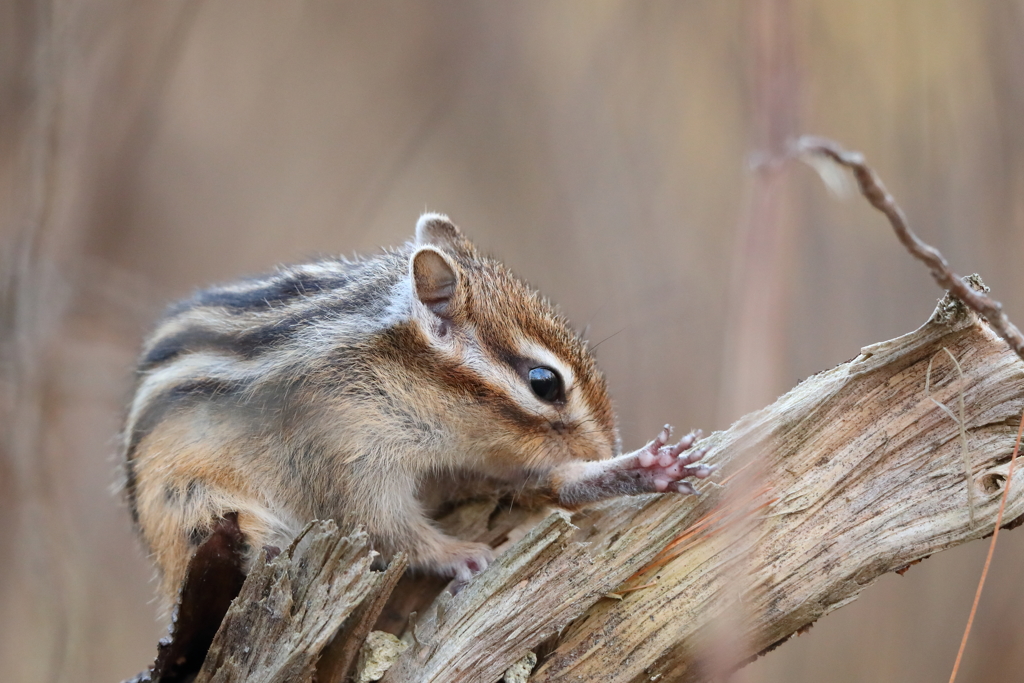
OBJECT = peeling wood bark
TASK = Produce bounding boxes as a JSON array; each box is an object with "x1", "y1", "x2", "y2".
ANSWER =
[
  {"x1": 194, "y1": 521, "x2": 380, "y2": 683},
  {"x1": 129, "y1": 305, "x2": 1024, "y2": 683},
  {"x1": 315, "y1": 553, "x2": 409, "y2": 683},
  {"x1": 372, "y1": 502, "x2": 545, "y2": 636},
  {"x1": 379, "y1": 510, "x2": 680, "y2": 683}
]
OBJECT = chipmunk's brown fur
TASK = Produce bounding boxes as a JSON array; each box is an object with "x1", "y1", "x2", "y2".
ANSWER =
[{"x1": 122, "y1": 214, "x2": 711, "y2": 605}]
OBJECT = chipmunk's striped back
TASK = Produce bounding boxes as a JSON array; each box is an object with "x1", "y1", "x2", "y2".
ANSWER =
[{"x1": 122, "y1": 253, "x2": 411, "y2": 523}]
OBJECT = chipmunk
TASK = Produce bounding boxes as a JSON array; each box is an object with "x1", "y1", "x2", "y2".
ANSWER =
[{"x1": 122, "y1": 214, "x2": 712, "y2": 605}]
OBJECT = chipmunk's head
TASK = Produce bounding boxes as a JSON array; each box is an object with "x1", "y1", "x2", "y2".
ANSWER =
[{"x1": 404, "y1": 213, "x2": 619, "y2": 469}]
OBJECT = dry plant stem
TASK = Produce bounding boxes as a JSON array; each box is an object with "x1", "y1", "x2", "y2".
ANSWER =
[
  {"x1": 795, "y1": 135, "x2": 1024, "y2": 365},
  {"x1": 948, "y1": 411, "x2": 1024, "y2": 683},
  {"x1": 926, "y1": 349, "x2": 977, "y2": 527}
]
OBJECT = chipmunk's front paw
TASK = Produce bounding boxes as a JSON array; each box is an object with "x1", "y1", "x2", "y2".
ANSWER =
[{"x1": 630, "y1": 425, "x2": 713, "y2": 494}]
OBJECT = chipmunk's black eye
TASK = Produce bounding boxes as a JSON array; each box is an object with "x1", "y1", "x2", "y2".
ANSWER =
[{"x1": 528, "y1": 367, "x2": 563, "y2": 403}]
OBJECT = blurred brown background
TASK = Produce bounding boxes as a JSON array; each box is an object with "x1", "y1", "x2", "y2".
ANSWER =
[{"x1": 3, "y1": 1, "x2": 1024, "y2": 681}]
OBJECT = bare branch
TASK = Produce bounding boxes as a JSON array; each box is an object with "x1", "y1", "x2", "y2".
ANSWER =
[
  {"x1": 528, "y1": 307, "x2": 1024, "y2": 682},
  {"x1": 795, "y1": 135, "x2": 1024, "y2": 364}
]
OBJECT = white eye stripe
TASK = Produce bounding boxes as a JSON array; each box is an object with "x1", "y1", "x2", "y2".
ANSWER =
[{"x1": 418, "y1": 323, "x2": 576, "y2": 416}]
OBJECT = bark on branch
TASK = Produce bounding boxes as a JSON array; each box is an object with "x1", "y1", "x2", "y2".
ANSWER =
[{"x1": 530, "y1": 305, "x2": 1024, "y2": 682}]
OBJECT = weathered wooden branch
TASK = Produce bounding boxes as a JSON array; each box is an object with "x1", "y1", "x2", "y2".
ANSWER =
[
  {"x1": 531, "y1": 301, "x2": 1024, "y2": 682},
  {"x1": 127, "y1": 300, "x2": 1024, "y2": 682},
  {"x1": 195, "y1": 522, "x2": 381, "y2": 683}
]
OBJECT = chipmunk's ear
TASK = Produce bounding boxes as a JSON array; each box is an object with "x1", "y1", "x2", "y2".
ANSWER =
[
  {"x1": 411, "y1": 246, "x2": 459, "y2": 319},
  {"x1": 415, "y1": 213, "x2": 473, "y2": 256}
]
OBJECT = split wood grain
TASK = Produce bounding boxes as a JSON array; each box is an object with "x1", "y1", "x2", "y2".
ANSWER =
[
  {"x1": 532, "y1": 307, "x2": 1024, "y2": 682},
  {"x1": 193, "y1": 521, "x2": 379, "y2": 683}
]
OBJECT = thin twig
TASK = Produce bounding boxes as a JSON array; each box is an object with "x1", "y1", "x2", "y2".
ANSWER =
[
  {"x1": 925, "y1": 349, "x2": 976, "y2": 527},
  {"x1": 943, "y1": 348, "x2": 976, "y2": 528},
  {"x1": 795, "y1": 136, "x2": 1024, "y2": 365},
  {"x1": 948, "y1": 409, "x2": 1024, "y2": 683}
]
